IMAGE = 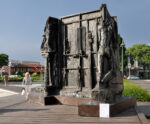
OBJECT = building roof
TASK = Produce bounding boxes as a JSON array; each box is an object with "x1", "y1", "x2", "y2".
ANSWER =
[
  {"x1": 13, "y1": 63, "x2": 43, "y2": 68},
  {"x1": 9, "y1": 60, "x2": 44, "y2": 67},
  {"x1": 9, "y1": 60, "x2": 40, "y2": 64}
]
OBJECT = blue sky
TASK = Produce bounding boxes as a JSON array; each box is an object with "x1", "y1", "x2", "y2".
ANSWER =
[{"x1": 0, "y1": 0, "x2": 150, "y2": 64}]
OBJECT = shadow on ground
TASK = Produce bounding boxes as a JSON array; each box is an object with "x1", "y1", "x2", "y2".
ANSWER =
[
  {"x1": 115, "y1": 107, "x2": 137, "y2": 117},
  {"x1": 0, "y1": 108, "x2": 47, "y2": 115}
]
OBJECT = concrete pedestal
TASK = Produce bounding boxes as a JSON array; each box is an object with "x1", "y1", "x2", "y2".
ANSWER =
[
  {"x1": 28, "y1": 87, "x2": 90, "y2": 105},
  {"x1": 78, "y1": 96, "x2": 136, "y2": 117},
  {"x1": 28, "y1": 87, "x2": 136, "y2": 117}
]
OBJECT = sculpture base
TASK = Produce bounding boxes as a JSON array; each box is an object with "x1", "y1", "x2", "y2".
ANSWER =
[
  {"x1": 78, "y1": 96, "x2": 136, "y2": 117},
  {"x1": 28, "y1": 87, "x2": 90, "y2": 105},
  {"x1": 28, "y1": 95, "x2": 90, "y2": 106},
  {"x1": 60, "y1": 88, "x2": 92, "y2": 98},
  {"x1": 28, "y1": 87, "x2": 136, "y2": 117}
]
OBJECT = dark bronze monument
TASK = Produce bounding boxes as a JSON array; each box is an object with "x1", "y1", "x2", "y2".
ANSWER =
[{"x1": 30, "y1": 4, "x2": 136, "y2": 117}]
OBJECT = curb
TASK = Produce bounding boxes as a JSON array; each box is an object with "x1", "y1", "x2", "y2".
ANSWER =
[{"x1": 135, "y1": 106, "x2": 149, "y2": 124}]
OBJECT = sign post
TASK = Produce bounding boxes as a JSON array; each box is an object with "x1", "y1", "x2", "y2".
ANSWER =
[{"x1": 128, "y1": 55, "x2": 131, "y2": 77}]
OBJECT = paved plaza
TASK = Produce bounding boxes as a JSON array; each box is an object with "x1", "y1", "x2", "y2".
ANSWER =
[
  {"x1": 0, "y1": 89, "x2": 18, "y2": 98},
  {"x1": 0, "y1": 102, "x2": 145, "y2": 124},
  {"x1": 0, "y1": 81, "x2": 149, "y2": 123},
  {"x1": 0, "y1": 82, "x2": 41, "y2": 108}
]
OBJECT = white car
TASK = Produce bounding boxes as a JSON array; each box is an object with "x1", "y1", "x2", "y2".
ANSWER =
[
  {"x1": 127, "y1": 75, "x2": 140, "y2": 80},
  {"x1": 9, "y1": 75, "x2": 19, "y2": 78}
]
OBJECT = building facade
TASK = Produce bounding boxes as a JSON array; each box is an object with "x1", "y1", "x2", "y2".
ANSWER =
[{"x1": 0, "y1": 60, "x2": 44, "y2": 75}]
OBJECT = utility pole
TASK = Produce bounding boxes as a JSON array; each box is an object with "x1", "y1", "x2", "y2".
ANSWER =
[{"x1": 121, "y1": 39, "x2": 125, "y2": 76}]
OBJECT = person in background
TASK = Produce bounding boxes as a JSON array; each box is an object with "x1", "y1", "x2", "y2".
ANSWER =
[
  {"x1": 3, "y1": 73, "x2": 8, "y2": 86},
  {"x1": 22, "y1": 72, "x2": 32, "y2": 99}
]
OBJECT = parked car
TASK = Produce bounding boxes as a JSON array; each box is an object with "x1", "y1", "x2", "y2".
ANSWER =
[
  {"x1": 9, "y1": 75, "x2": 19, "y2": 78},
  {"x1": 127, "y1": 75, "x2": 140, "y2": 80}
]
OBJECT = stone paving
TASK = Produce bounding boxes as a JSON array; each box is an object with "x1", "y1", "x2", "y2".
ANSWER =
[
  {"x1": 0, "y1": 81, "x2": 149, "y2": 123},
  {"x1": 0, "y1": 94, "x2": 26, "y2": 109},
  {"x1": 0, "y1": 88, "x2": 18, "y2": 97},
  {"x1": 137, "y1": 102, "x2": 150, "y2": 118},
  {"x1": 0, "y1": 82, "x2": 40, "y2": 108},
  {"x1": 0, "y1": 101, "x2": 144, "y2": 124},
  {"x1": 130, "y1": 80, "x2": 150, "y2": 121}
]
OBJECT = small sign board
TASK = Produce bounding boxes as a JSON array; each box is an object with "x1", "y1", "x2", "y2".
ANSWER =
[
  {"x1": 128, "y1": 63, "x2": 131, "y2": 69},
  {"x1": 128, "y1": 57, "x2": 131, "y2": 69},
  {"x1": 99, "y1": 103, "x2": 110, "y2": 118},
  {"x1": 128, "y1": 57, "x2": 130, "y2": 63}
]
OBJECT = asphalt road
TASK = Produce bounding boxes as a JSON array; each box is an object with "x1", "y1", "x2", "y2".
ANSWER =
[
  {"x1": 0, "y1": 81, "x2": 41, "y2": 93},
  {"x1": 130, "y1": 80, "x2": 150, "y2": 93}
]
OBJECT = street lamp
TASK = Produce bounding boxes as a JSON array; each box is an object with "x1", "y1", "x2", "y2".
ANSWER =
[
  {"x1": 121, "y1": 39, "x2": 125, "y2": 76},
  {"x1": 128, "y1": 52, "x2": 131, "y2": 77}
]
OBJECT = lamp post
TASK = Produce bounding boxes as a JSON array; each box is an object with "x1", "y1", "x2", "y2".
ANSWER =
[
  {"x1": 128, "y1": 52, "x2": 131, "y2": 77},
  {"x1": 121, "y1": 39, "x2": 125, "y2": 76}
]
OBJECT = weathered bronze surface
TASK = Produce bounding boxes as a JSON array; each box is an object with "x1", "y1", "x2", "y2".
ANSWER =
[{"x1": 41, "y1": 4, "x2": 123, "y2": 103}]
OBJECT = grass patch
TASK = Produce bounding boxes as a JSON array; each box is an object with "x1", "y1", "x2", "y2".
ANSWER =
[
  {"x1": 31, "y1": 77, "x2": 41, "y2": 82},
  {"x1": 123, "y1": 80, "x2": 150, "y2": 101}
]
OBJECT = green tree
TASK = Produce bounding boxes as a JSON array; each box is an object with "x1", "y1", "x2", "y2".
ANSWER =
[
  {"x1": 126, "y1": 44, "x2": 150, "y2": 78},
  {"x1": 17, "y1": 71, "x2": 24, "y2": 77},
  {"x1": 0, "y1": 53, "x2": 9, "y2": 67}
]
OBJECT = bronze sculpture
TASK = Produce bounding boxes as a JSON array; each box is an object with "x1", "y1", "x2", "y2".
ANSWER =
[{"x1": 41, "y1": 4, "x2": 123, "y2": 103}]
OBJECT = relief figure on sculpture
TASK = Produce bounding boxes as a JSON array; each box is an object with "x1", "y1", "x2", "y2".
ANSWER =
[
  {"x1": 41, "y1": 17, "x2": 59, "y2": 88},
  {"x1": 92, "y1": 13, "x2": 123, "y2": 102}
]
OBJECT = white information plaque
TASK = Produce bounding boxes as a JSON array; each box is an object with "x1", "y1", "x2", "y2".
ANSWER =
[{"x1": 99, "y1": 103, "x2": 110, "y2": 118}]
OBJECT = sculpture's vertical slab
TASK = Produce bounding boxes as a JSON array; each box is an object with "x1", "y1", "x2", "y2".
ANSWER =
[
  {"x1": 40, "y1": 4, "x2": 124, "y2": 103},
  {"x1": 41, "y1": 17, "x2": 63, "y2": 96}
]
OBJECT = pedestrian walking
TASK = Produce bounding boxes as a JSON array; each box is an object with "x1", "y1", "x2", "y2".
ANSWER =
[{"x1": 22, "y1": 72, "x2": 32, "y2": 100}]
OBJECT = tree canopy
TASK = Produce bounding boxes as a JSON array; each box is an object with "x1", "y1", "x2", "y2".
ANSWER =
[
  {"x1": 0, "y1": 53, "x2": 9, "y2": 67},
  {"x1": 126, "y1": 44, "x2": 150, "y2": 65}
]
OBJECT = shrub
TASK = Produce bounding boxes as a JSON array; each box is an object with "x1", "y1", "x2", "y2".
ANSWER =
[
  {"x1": 123, "y1": 80, "x2": 150, "y2": 101},
  {"x1": 17, "y1": 71, "x2": 24, "y2": 77},
  {"x1": 1, "y1": 76, "x2": 41, "y2": 82},
  {"x1": 0, "y1": 76, "x2": 3, "y2": 82},
  {"x1": 11, "y1": 71, "x2": 16, "y2": 75},
  {"x1": 22, "y1": 73, "x2": 26, "y2": 77},
  {"x1": 8, "y1": 77, "x2": 23, "y2": 82},
  {"x1": 32, "y1": 72, "x2": 38, "y2": 77},
  {"x1": 31, "y1": 76, "x2": 40, "y2": 81}
]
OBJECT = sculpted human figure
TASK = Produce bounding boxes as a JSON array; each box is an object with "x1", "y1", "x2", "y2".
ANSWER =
[
  {"x1": 94, "y1": 18, "x2": 112, "y2": 89},
  {"x1": 92, "y1": 13, "x2": 123, "y2": 102},
  {"x1": 41, "y1": 17, "x2": 58, "y2": 87}
]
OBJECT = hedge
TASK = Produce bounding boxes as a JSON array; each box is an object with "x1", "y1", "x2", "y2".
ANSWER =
[
  {"x1": 0, "y1": 76, "x2": 40, "y2": 82},
  {"x1": 123, "y1": 80, "x2": 150, "y2": 101}
]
